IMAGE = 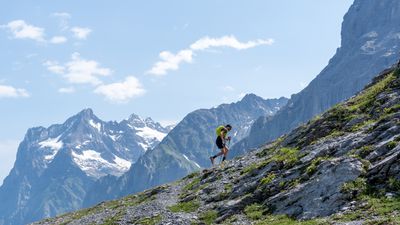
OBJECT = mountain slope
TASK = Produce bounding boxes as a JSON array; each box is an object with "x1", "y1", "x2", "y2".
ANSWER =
[
  {"x1": 232, "y1": 0, "x2": 400, "y2": 156},
  {"x1": 83, "y1": 95, "x2": 288, "y2": 206},
  {"x1": 35, "y1": 63, "x2": 400, "y2": 225},
  {"x1": 0, "y1": 109, "x2": 171, "y2": 225}
]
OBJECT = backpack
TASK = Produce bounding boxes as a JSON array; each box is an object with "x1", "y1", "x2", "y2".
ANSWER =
[{"x1": 216, "y1": 125, "x2": 227, "y2": 137}]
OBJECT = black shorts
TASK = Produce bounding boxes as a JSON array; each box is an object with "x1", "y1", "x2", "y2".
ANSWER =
[{"x1": 216, "y1": 136, "x2": 225, "y2": 149}]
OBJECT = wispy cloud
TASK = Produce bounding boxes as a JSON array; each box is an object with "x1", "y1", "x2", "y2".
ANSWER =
[
  {"x1": 50, "y1": 36, "x2": 67, "y2": 44},
  {"x1": 43, "y1": 60, "x2": 65, "y2": 74},
  {"x1": 51, "y1": 12, "x2": 71, "y2": 31},
  {"x1": 71, "y1": 27, "x2": 92, "y2": 40},
  {"x1": 58, "y1": 87, "x2": 75, "y2": 94},
  {"x1": 222, "y1": 85, "x2": 235, "y2": 92},
  {"x1": 147, "y1": 50, "x2": 193, "y2": 76},
  {"x1": 94, "y1": 76, "x2": 146, "y2": 103},
  {"x1": 1, "y1": 20, "x2": 45, "y2": 42},
  {"x1": 147, "y1": 35, "x2": 274, "y2": 76},
  {"x1": 190, "y1": 36, "x2": 274, "y2": 51},
  {"x1": 44, "y1": 53, "x2": 112, "y2": 85},
  {"x1": 0, "y1": 84, "x2": 30, "y2": 98}
]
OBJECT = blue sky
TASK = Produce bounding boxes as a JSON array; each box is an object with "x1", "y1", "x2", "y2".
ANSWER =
[{"x1": 0, "y1": 0, "x2": 353, "y2": 184}]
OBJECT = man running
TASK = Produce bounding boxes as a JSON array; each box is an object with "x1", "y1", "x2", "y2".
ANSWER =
[{"x1": 210, "y1": 124, "x2": 232, "y2": 166}]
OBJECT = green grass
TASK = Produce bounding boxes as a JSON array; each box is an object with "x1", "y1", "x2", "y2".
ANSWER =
[
  {"x1": 199, "y1": 210, "x2": 218, "y2": 225},
  {"x1": 219, "y1": 183, "x2": 233, "y2": 199},
  {"x1": 167, "y1": 200, "x2": 200, "y2": 213},
  {"x1": 305, "y1": 157, "x2": 329, "y2": 176},
  {"x1": 350, "y1": 119, "x2": 375, "y2": 132},
  {"x1": 341, "y1": 178, "x2": 367, "y2": 195},
  {"x1": 383, "y1": 104, "x2": 400, "y2": 115},
  {"x1": 123, "y1": 193, "x2": 156, "y2": 207},
  {"x1": 269, "y1": 147, "x2": 300, "y2": 169},
  {"x1": 244, "y1": 203, "x2": 265, "y2": 220},
  {"x1": 183, "y1": 177, "x2": 202, "y2": 192},
  {"x1": 325, "y1": 130, "x2": 345, "y2": 139},
  {"x1": 332, "y1": 196, "x2": 400, "y2": 223},
  {"x1": 260, "y1": 173, "x2": 276, "y2": 186},
  {"x1": 183, "y1": 171, "x2": 200, "y2": 180},
  {"x1": 386, "y1": 141, "x2": 397, "y2": 150},
  {"x1": 255, "y1": 214, "x2": 326, "y2": 225},
  {"x1": 136, "y1": 215, "x2": 162, "y2": 225},
  {"x1": 359, "y1": 145, "x2": 374, "y2": 158},
  {"x1": 388, "y1": 177, "x2": 400, "y2": 192},
  {"x1": 256, "y1": 137, "x2": 284, "y2": 158},
  {"x1": 241, "y1": 161, "x2": 268, "y2": 175},
  {"x1": 348, "y1": 72, "x2": 396, "y2": 112}
]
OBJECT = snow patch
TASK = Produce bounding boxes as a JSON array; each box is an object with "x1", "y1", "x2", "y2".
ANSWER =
[
  {"x1": 183, "y1": 154, "x2": 201, "y2": 168},
  {"x1": 39, "y1": 136, "x2": 63, "y2": 150},
  {"x1": 361, "y1": 40, "x2": 378, "y2": 54},
  {"x1": 39, "y1": 136, "x2": 63, "y2": 161},
  {"x1": 113, "y1": 156, "x2": 131, "y2": 170},
  {"x1": 138, "y1": 142, "x2": 150, "y2": 151},
  {"x1": 71, "y1": 150, "x2": 131, "y2": 178},
  {"x1": 137, "y1": 126, "x2": 167, "y2": 142},
  {"x1": 89, "y1": 119, "x2": 101, "y2": 132},
  {"x1": 109, "y1": 134, "x2": 118, "y2": 141}
]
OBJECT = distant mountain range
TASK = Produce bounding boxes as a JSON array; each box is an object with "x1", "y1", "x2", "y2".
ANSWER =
[
  {"x1": 231, "y1": 0, "x2": 400, "y2": 156},
  {"x1": 0, "y1": 109, "x2": 172, "y2": 225}
]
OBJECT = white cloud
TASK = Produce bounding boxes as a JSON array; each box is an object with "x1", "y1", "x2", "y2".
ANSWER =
[
  {"x1": 147, "y1": 35, "x2": 274, "y2": 76},
  {"x1": 43, "y1": 60, "x2": 65, "y2": 74},
  {"x1": 222, "y1": 85, "x2": 235, "y2": 92},
  {"x1": 147, "y1": 50, "x2": 193, "y2": 76},
  {"x1": 50, "y1": 36, "x2": 67, "y2": 44},
  {"x1": 190, "y1": 35, "x2": 274, "y2": 51},
  {"x1": 0, "y1": 84, "x2": 30, "y2": 98},
  {"x1": 58, "y1": 87, "x2": 75, "y2": 93},
  {"x1": 94, "y1": 76, "x2": 146, "y2": 103},
  {"x1": 71, "y1": 27, "x2": 92, "y2": 40},
  {"x1": 44, "y1": 53, "x2": 112, "y2": 85},
  {"x1": 1, "y1": 20, "x2": 45, "y2": 42}
]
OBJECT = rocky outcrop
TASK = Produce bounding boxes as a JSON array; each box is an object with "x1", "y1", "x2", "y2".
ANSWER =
[
  {"x1": 232, "y1": 0, "x2": 400, "y2": 157},
  {"x1": 34, "y1": 64, "x2": 400, "y2": 225}
]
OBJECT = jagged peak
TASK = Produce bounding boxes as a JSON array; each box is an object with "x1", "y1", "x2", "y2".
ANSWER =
[
  {"x1": 240, "y1": 93, "x2": 265, "y2": 102},
  {"x1": 77, "y1": 108, "x2": 95, "y2": 119}
]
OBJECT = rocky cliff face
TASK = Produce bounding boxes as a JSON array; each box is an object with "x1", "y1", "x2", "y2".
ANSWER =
[
  {"x1": 34, "y1": 64, "x2": 400, "y2": 225},
  {"x1": 232, "y1": 0, "x2": 400, "y2": 156},
  {"x1": 0, "y1": 109, "x2": 171, "y2": 225},
  {"x1": 83, "y1": 95, "x2": 288, "y2": 207}
]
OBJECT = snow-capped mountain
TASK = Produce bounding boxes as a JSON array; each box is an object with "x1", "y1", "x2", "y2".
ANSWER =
[{"x1": 0, "y1": 108, "x2": 171, "y2": 225}]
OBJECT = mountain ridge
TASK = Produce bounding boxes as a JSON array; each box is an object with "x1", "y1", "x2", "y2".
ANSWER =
[
  {"x1": 231, "y1": 0, "x2": 400, "y2": 157},
  {"x1": 34, "y1": 62, "x2": 400, "y2": 225}
]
